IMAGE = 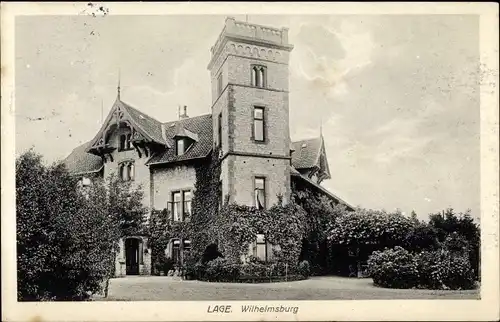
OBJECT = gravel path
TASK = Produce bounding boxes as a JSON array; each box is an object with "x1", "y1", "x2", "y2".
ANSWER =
[{"x1": 99, "y1": 276, "x2": 479, "y2": 301}]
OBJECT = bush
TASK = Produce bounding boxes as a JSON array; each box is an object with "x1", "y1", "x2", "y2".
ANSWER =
[
  {"x1": 367, "y1": 246, "x2": 419, "y2": 289},
  {"x1": 298, "y1": 260, "x2": 311, "y2": 278},
  {"x1": 204, "y1": 258, "x2": 240, "y2": 282},
  {"x1": 240, "y1": 261, "x2": 270, "y2": 278},
  {"x1": 368, "y1": 247, "x2": 476, "y2": 290},
  {"x1": 415, "y1": 249, "x2": 475, "y2": 290}
]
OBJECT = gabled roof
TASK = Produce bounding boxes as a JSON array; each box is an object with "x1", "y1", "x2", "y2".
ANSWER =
[
  {"x1": 86, "y1": 99, "x2": 168, "y2": 153},
  {"x1": 64, "y1": 141, "x2": 103, "y2": 175},
  {"x1": 146, "y1": 114, "x2": 213, "y2": 165},
  {"x1": 120, "y1": 100, "x2": 167, "y2": 146}
]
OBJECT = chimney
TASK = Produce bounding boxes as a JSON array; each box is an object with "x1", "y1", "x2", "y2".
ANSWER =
[{"x1": 180, "y1": 105, "x2": 189, "y2": 119}]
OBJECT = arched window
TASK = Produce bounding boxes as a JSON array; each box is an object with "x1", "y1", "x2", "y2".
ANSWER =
[
  {"x1": 258, "y1": 68, "x2": 265, "y2": 87},
  {"x1": 119, "y1": 162, "x2": 134, "y2": 181},
  {"x1": 251, "y1": 65, "x2": 267, "y2": 88}
]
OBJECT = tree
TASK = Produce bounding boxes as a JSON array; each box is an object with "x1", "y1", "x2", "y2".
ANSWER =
[
  {"x1": 16, "y1": 151, "x2": 147, "y2": 301},
  {"x1": 428, "y1": 208, "x2": 480, "y2": 279}
]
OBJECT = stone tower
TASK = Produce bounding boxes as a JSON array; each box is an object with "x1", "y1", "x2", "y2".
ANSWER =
[{"x1": 208, "y1": 17, "x2": 294, "y2": 208}]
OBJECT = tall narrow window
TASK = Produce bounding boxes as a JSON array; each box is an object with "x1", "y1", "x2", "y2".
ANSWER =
[
  {"x1": 176, "y1": 139, "x2": 185, "y2": 156},
  {"x1": 218, "y1": 180, "x2": 223, "y2": 210},
  {"x1": 183, "y1": 190, "x2": 192, "y2": 220},
  {"x1": 128, "y1": 163, "x2": 135, "y2": 181},
  {"x1": 126, "y1": 134, "x2": 132, "y2": 150},
  {"x1": 217, "y1": 112, "x2": 222, "y2": 147},
  {"x1": 253, "y1": 107, "x2": 265, "y2": 142},
  {"x1": 253, "y1": 234, "x2": 268, "y2": 261},
  {"x1": 172, "y1": 192, "x2": 182, "y2": 221},
  {"x1": 258, "y1": 68, "x2": 265, "y2": 87},
  {"x1": 217, "y1": 73, "x2": 223, "y2": 96},
  {"x1": 119, "y1": 135, "x2": 126, "y2": 151},
  {"x1": 254, "y1": 177, "x2": 266, "y2": 210},
  {"x1": 183, "y1": 239, "x2": 191, "y2": 252},
  {"x1": 172, "y1": 239, "x2": 181, "y2": 264},
  {"x1": 251, "y1": 65, "x2": 267, "y2": 88},
  {"x1": 171, "y1": 190, "x2": 191, "y2": 221}
]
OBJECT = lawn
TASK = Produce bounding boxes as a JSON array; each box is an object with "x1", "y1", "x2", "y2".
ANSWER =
[{"x1": 99, "y1": 276, "x2": 480, "y2": 301}]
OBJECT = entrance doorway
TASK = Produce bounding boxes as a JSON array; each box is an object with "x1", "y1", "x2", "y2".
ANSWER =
[{"x1": 125, "y1": 238, "x2": 140, "y2": 275}]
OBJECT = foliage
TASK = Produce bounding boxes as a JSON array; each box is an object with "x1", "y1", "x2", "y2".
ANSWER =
[
  {"x1": 215, "y1": 196, "x2": 307, "y2": 265},
  {"x1": 16, "y1": 151, "x2": 148, "y2": 301},
  {"x1": 147, "y1": 208, "x2": 190, "y2": 273},
  {"x1": 293, "y1": 186, "x2": 350, "y2": 242},
  {"x1": 367, "y1": 246, "x2": 420, "y2": 289},
  {"x1": 428, "y1": 209, "x2": 480, "y2": 279},
  {"x1": 415, "y1": 249, "x2": 476, "y2": 290},
  {"x1": 189, "y1": 147, "x2": 222, "y2": 259},
  {"x1": 328, "y1": 209, "x2": 414, "y2": 247},
  {"x1": 298, "y1": 260, "x2": 311, "y2": 278},
  {"x1": 403, "y1": 219, "x2": 440, "y2": 252},
  {"x1": 368, "y1": 246, "x2": 476, "y2": 290},
  {"x1": 204, "y1": 258, "x2": 240, "y2": 282}
]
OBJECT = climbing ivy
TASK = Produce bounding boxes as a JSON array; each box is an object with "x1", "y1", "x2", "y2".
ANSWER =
[
  {"x1": 189, "y1": 146, "x2": 222, "y2": 258},
  {"x1": 215, "y1": 195, "x2": 308, "y2": 266}
]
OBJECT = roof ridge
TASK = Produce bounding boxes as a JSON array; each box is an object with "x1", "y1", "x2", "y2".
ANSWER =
[
  {"x1": 119, "y1": 100, "x2": 163, "y2": 124},
  {"x1": 162, "y1": 113, "x2": 212, "y2": 125}
]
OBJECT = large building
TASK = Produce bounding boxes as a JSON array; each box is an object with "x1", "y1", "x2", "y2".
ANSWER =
[{"x1": 64, "y1": 17, "x2": 351, "y2": 276}]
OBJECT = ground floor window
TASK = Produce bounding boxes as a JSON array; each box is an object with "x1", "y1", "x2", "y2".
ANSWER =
[
  {"x1": 168, "y1": 238, "x2": 192, "y2": 265},
  {"x1": 253, "y1": 234, "x2": 268, "y2": 261}
]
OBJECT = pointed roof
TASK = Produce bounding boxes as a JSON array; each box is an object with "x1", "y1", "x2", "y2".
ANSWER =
[
  {"x1": 291, "y1": 135, "x2": 331, "y2": 180},
  {"x1": 64, "y1": 141, "x2": 103, "y2": 175},
  {"x1": 86, "y1": 98, "x2": 168, "y2": 153},
  {"x1": 120, "y1": 100, "x2": 167, "y2": 146},
  {"x1": 291, "y1": 137, "x2": 322, "y2": 169}
]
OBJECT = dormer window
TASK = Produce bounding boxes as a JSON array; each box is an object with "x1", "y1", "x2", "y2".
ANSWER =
[
  {"x1": 176, "y1": 138, "x2": 185, "y2": 156},
  {"x1": 172, "y1": 124, "x2": 198, "y2": 156},
  {"x1": 251, "y1": 65, "x2": 267, "y2": 88}
]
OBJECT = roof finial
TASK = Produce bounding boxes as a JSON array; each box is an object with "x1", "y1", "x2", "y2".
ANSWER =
[
  {"x1": 320, "y1": 119, "x2": 323, "y2": 138},
  {"x1": 246, "y1": 14, "x2": 248, "y2": 23},
  {"x1": 117, "y1": 68, "x2": 121, "y2": 100}
]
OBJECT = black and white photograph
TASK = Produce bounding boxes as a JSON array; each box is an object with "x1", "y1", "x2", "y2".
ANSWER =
[{"x1": 2, "y1": 2, "x2": 499, "y2": 321}]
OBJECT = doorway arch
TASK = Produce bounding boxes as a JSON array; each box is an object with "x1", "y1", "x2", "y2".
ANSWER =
[{"x1": 125, "y1": 237, "x2": 143, "y2": 275}]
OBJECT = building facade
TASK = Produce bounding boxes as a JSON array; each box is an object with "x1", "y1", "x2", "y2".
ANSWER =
[{"x1": 64, "y1": 17, "x2": 351, "y2": 276}]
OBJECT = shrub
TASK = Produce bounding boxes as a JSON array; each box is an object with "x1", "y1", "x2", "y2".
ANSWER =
[
  {"x1": 367, "y1": 246, "x2": 419, "y2": 289},
  {"x1": 204, "y1": 258, "x2": 240, "y2": 282},
  {"x1": 298, "y1": 260, "x2": 311, "y2": 278},
  {"x1": 415, "y1": 249, "x2": 475, "y2": 290},
  {"x1": 240, "y1": 261, "x2": 270, "y2": 278},
  {"x1": 368, "y1": 246, "x2": 477, "y2": 290}
]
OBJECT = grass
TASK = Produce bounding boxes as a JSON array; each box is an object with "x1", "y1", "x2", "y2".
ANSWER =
[{"x1": 98, "y1": 276, "x2": 480, "y2": 301}]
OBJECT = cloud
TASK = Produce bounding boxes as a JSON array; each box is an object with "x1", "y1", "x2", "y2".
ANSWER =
[{"x1": 290, "y1": 19, "x2": 375, "y2": 100}]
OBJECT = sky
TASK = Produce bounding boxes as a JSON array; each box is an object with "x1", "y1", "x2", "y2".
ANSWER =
[{"x1": 15, "y1": 14, "x2": 480, "y2": 220}]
